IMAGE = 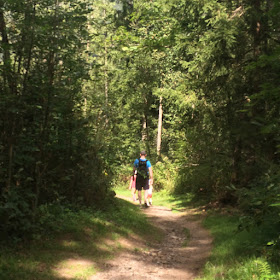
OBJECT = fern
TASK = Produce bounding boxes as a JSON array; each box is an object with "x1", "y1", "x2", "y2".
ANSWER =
[{"x1": 255, "y1": 259, "x2": 279, "y2": 280}]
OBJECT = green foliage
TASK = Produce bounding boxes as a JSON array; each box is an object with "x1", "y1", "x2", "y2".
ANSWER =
[
  {"x1": 0, "y1": 0, "x2": 111, "y2": 240},
  {"x1": 255, "y1": 259, "x2": 280, "y2": 280},
  {"x1": 0, "y1": 198, "x2": 161, "y2": 280},
  {"x1": 198, "y1": 214, "x2": 280, "y2": 280},
  {"x1": 237, "y1": 168, "x2": 280, "y2": 228},
  {"x1": 0, "y1": 188, "x2": 34, "y2": 242},
  {"x1": 153, "y1": 156, "x2": 177, "y2": 192}
]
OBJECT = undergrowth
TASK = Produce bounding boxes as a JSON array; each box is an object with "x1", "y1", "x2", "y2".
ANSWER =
[
  {"x1": 196, "y1": 213, "x2": 280, "y2": 280},
  {"x1": 2, "y1": 182, "x2": 279, "y2": 280},
  {"x1": 0, "y1": 198, "x2": 161, "y2": 280},
  {"x1": 116, "y1": 183, "x2": 280, "y2": 280}
]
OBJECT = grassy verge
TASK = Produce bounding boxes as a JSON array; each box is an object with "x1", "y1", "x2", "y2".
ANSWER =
[
  {"x1": 115, "y1": 185, "x2": 193, "y2": 212},
  {"x1": 116, "y1": 186, "x2": 280, "y2": 279},
  {"x1": 196, "y1": 213, "x2": 280, "y2": 280},
  {"x1": 0, "y1": 198, "x2": 162, "y2": 280},
  {"x1": 4, "y1": 185, "x2": 279, "y2": 280}
]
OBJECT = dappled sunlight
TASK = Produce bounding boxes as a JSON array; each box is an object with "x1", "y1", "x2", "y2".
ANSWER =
[
  {"x1": 101, "y1": 234, "x2": 144, "y2": 251},
  {"x1": 61, "y1": 240, "x2": 80, "y2": 249},
  {"x1": 3, "y1": 201, "x2": 152, "y2": 280},
  {"x1": 54, "y1": 258, "x2": 96, "y2": 279},
  {"x1": 89, "y1": 196, "x2": 213, "y2": 279},
  {"x1": 1, "y1": 193, "x2": 211, "y2": 280}
]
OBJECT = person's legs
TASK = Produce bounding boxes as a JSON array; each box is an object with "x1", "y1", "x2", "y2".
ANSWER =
[
  {"x1": 131, "y1": 187, "x2": 136, "y2": 201},
  {"x1": 146, "y1": 192, "x2": 152, "y2": 205},
  {"x1": 144, "y1": 189, "x2": 149, "y2": 206},
  {"x1": 143, "y1": 179, "x2": 150, "y2": 206},
  {"x1": 138, "y1": 190, "x2": 142, "y2": 205},
  {"x1": 148, "y1": 186, "x2": 153, "y2": 205},
  {"x1": 136, "y1": 177, "x2": 144, "y2": 206}
]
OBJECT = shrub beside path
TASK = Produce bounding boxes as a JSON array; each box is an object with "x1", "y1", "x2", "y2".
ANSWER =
[{"x1": 90, "y1": 195, "x2": 213, "y2": 280}]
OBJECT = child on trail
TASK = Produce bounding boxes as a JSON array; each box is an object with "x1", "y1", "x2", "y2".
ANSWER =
[
  {"x1": 147, "y1": 182, "x2": 153, "y2": 206},
  {"x1": 128, "y1": 174, "x2": 137, "y2": 202}
]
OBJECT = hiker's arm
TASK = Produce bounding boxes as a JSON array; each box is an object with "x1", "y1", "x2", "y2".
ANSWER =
[
  {"x1": 149, "y1": 167, "x2": 153, "y2": 185},
  {"x1": 133, "y1": 159, "x2": 137, "y2": 175}
]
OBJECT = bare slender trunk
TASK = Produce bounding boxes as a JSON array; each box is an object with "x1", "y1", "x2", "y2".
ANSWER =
[
  {"x1": 104, "y1": 39, "x2": 108, "y2": 105},
  {"x1": 22, "y1": 4, "x2": 35, "y2": 95},
  {"x1": 104, "y1": 8, "x2": 108, "y2": 106},
  {"x1": 253, "y1": 0, "x2": 261, "y2": 57},
  {"x1": 142, "y1": 115, "x2": 147, "y2": 141},
  {"x1": 84, "y1": 20, "x2": 90, "y2": 115},
  {"x1": 0, "y1": 7, "x2": 13, "y2": 91},
  {"x1": 157, "y1": 96, "x2": 163, "y2": 158},
  {"x1": 34, "y1": 1, "x2": 57, "y2": 212},
  {"x1": 0, "y1": 6, "x2": 16, "y2": 190},
  {"x1": 7, "y1": 142, "x2": 13, "y2": 190}
]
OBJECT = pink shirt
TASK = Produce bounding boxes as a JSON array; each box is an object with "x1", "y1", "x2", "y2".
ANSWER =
[{"x1": 130, "y1": 176, "x2": 136, "y2": 188}]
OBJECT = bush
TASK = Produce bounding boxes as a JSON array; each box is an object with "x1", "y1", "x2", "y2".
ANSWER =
[{"x1": 153, "y1": 156, "x2": 177, "y2": 192}]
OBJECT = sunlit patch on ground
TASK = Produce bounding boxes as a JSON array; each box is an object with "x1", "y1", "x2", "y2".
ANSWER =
[
  {"x1": 54, "y1": 258, "x2": 96, "y2": 279},
  {"x1": 96, "y1": 235, "x2": 144, "y2": 254},
  {"x1": 61, "y1": 240, "x2": 80, "y2": 248}
]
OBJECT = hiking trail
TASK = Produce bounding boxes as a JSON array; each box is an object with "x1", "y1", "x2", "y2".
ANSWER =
[{"x1": 90, "y1": 195, "x2": 213, "y2": 280}]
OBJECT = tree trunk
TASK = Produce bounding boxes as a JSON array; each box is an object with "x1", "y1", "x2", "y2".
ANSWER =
[
  {"x1": 252, "y1": 0, "x2": 261, "y2": 57},
  {"x1": 142, "y1": 113, "x2": 151, "y2": 155},
  {"x1": 0, "y1": 6, "x2": 15, "y2": 190},
  {"x1": 142, "y1": 115, "x2": 147, "y2": 141},
  {"x1": 157, "y1": 96, "x2": 163, "y2": 159},
  {"x1": 104, "y1": 7, "x2": 108, "y2": 106},
  {"x1": 0, "y1": 7, "x2": 14, "y2": 92}
]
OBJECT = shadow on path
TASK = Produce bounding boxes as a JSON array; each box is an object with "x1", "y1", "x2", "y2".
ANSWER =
[{"x1": 90, "y1": 196, "x2": 213, "y2": 280}]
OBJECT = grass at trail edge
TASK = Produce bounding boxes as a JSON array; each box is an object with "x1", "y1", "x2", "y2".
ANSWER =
[
  {"x1": 2, "y1": 186, "x2": 279, "y2": 280},
  {"x1": 196, "y1": 214, "x2": 280, "y2": 280},
  {"x1": 115, "y1": 186, "x2": 280, "y2": 279},
  {"x1": 0, "y1": 197, "x2": 162, "y2": 280}
]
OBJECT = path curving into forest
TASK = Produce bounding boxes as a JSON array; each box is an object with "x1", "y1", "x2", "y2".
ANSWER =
[{"x1": 90, "y1": 196, "x2": 213, "y2": 280}]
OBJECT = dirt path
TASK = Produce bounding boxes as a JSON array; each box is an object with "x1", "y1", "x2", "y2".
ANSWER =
[{"x1": 90, "y1": 196, "x2": 213, "y2": 280}]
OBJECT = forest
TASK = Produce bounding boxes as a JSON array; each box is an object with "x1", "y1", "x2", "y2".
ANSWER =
[{"x1": 0, "y1": 0, "x2": 280, "y2": 278}]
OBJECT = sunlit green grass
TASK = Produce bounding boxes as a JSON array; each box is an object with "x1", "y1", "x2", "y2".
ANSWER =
[
  {"x1": 3, "y1": 187, "x2": 279, "y2": 280},
  {"x1": 114, "y1": 185, "x2": 193, "y2": 212},
  {"x1": 196, "y1": 214, "x2": 280, "y2": 280},
  {"x1": 153, "y1": 189, "x2": 193, "y2": 212},
  {"x1": 112, "y1": 185, "x2": 280, "y2": 280},
  {"x1": 0, "y1": 198, "x2": 163, "y2": 280}
]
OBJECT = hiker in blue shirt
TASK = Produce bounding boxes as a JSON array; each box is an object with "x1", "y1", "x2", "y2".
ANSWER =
[{"x1": 133, "y1": 151, "x2": 153, "y2": 207}]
